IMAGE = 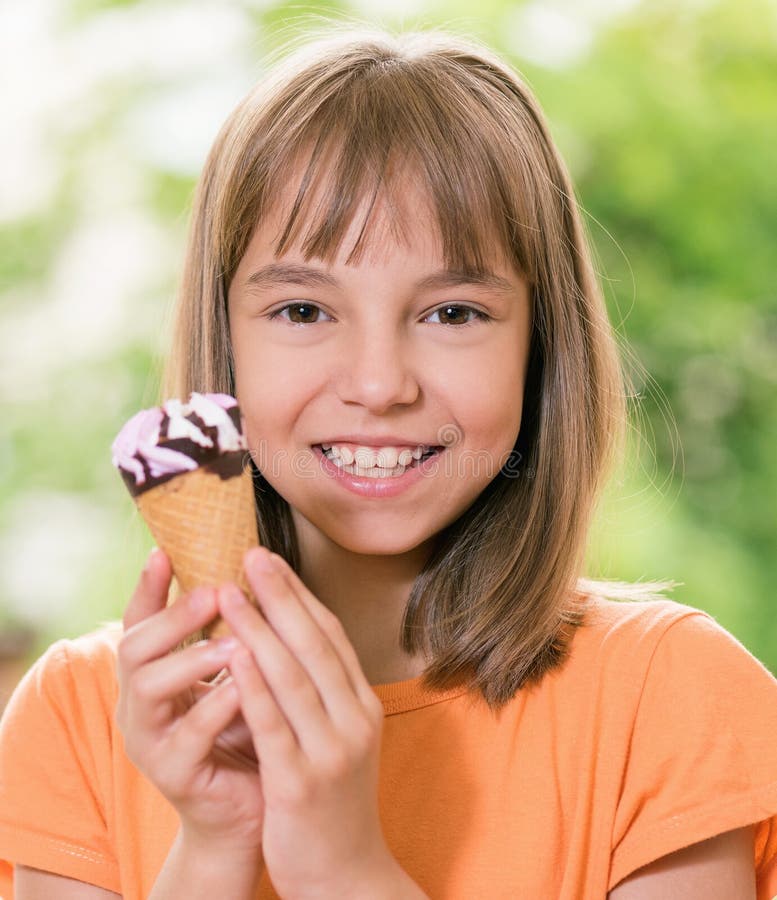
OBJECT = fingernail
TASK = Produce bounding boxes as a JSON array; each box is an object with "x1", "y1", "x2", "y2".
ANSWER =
[
  {"x1": 221, "y1": 585, "x2": 246, "y2": 609},
  {"x1": 188, "y1": 588, "x2": 210, "y2": 612},
  {"x1": 248, "y1": 547, "x2": 276, "y2": 573},
  {"x1": 143, "y1": 548, "x2": 157, "y2": 575},
  {"x1": 212, "y1": 637, "x2": 239, "y2": 656}
]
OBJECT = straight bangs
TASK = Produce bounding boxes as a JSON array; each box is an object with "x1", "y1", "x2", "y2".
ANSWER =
[{"x1": 218, "y1": 41, "x2": 547, "y2": 290}]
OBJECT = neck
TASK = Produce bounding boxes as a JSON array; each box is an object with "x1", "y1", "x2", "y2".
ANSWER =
[{"x1": 291, "y1": 513, "x2": 433, "y2": 685}]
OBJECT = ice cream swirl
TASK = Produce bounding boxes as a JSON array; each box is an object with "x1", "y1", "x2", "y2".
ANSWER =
[{"x1": 112, "y1": 392, "x2": 248, "y2": 496}]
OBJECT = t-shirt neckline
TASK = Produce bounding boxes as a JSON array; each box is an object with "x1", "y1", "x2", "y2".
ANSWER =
[{"x1": 369, "y1": 673, "x2": 469, "y2": 715}]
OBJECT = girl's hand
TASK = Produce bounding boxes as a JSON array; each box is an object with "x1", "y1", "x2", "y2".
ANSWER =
[
  {"x1": 115, "y1": 549, "x2": 266, "y2": 864},
  {"x1": 219, "y1": 547, "x2": 395, "y2": 900}
]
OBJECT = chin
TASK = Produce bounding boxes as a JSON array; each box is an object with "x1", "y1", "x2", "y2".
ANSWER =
[
  {"x1": 339, "y1": 539, "x2": 430, "y2": 558},
  {"x1": 316, "y1": 527, "x2": 436, "y2": 559}
]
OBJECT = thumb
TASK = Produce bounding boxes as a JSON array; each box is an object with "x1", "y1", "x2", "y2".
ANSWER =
[{"x1": 123, "y1": 547, "x2": 172, "y2": 632}]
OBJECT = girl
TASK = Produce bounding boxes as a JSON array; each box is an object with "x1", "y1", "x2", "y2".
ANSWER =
[{"x1": 1, "y1": 24, "x2": 776, "y2": 900}]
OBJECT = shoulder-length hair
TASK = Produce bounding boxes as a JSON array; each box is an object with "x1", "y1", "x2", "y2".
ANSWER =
[{"x1": 163, "y1": 24, "x2": 674, "y2": 710}]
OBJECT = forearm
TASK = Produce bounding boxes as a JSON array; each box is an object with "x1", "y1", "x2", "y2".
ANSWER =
[{"x1": 149, "y1": 828, "x2": 264, "y2": 900}]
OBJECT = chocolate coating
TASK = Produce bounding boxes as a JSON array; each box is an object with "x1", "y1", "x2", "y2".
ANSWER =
[{"x1": 122, "y1": 450, "x2": 250, "y2": 498}]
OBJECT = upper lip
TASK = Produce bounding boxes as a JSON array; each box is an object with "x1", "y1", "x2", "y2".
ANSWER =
[{"x1": 314, "y1": 435, "x2": 441, "y2": 448}]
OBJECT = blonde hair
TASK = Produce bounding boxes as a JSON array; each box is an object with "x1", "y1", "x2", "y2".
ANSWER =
[{"x1": 163, "y1": 24, "x2": 674, "y2": 710}]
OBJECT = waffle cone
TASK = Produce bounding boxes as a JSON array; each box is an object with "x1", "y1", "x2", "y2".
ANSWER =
[{"x1": 135, "y1": 459, "x2": 259, "y2": 641}]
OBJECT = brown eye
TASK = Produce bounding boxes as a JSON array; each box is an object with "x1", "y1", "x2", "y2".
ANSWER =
[
  {"x1": 269, "y1": 302, "x2": 325, "y2": 324},
  {"x1": 287, "y1": 303, "x2": 319, "y2": 323},
  {"x1": 437, "y1": 305, "x2": 470, "y2": 325},
  {"x1": 429, "y1": 305, "x2": 489, "y2": 327}
]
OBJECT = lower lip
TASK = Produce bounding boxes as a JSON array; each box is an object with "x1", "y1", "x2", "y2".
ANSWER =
[{"x1": 312, "y1": 445, "x2": 445, "y2": 498}]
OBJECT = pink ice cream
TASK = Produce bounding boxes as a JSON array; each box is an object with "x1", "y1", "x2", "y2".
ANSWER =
[{"x1": 111, "y1": 392, "x2": 248, "y2": 496}]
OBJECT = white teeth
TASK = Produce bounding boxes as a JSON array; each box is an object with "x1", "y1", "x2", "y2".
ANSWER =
[
  {"x1": 317, "y1": 442, "x2": 440, "y2": 479},
  {"x1": 321, "y1": 443, "x2": 429, "y2": 468},
  {"x1": 378, "y1": 447, "x2": 399, "y2": 468},
  {"x1": 353, "y1": 447, "x2": 376, "y2": 468},
  {"x1": 327, "y1": 456, "x2": 409, "y2": 478}
]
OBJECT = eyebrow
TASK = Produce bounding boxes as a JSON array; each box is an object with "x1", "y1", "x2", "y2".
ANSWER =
[{"x1": 244, "y1": 262, "x2": 516, "y2": 295}]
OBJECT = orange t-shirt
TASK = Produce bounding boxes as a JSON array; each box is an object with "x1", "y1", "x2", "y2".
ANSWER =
[{"x1": 1, "y1": 596, "x2": 776, "y2": 899}]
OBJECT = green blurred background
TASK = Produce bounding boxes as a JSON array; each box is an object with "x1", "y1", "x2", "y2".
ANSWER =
[{"x1": 1, "y1": 0, "x2": 775, "y2": 704}]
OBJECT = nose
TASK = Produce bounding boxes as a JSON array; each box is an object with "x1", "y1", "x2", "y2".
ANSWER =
[{"x1": 333, "y1": 323, "x2": 420, "y2": 413}]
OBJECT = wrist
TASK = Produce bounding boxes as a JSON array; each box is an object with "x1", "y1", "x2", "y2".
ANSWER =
[
  {"x1": 310, "y1": 850, "x2": 429, "y2": 900},
  {"x1": 149, "y1": 827, "x2": 264, "y2": 900},
  {"x1": 178, "y1": 823, "x2": 264, "y2": 869}
]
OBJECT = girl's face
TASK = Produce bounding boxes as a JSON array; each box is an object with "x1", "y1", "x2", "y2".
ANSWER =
[{"x1": 227, "y1": 170, "x2": 532, "y2": 560}]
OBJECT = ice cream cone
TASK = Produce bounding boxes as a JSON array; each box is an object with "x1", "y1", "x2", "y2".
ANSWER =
[
  {"x1": 112, "y1": 392, "x2": 262, "y2": 649},
  {"x1": 135, "y1": 455, "x2": 258, "y2": 642}
]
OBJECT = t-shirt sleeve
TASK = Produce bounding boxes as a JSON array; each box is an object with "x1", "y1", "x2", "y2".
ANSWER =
[
  {"x1": 608, "y1": 611, "x2": 777, "y2": 897},
  {"x1": 0, "y1": 637, "x2": 121, "y2": 896}
]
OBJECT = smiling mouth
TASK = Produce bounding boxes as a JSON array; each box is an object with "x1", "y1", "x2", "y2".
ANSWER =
[{"x1": 311, "y1": 444, "x2": 443, "y2": 472}]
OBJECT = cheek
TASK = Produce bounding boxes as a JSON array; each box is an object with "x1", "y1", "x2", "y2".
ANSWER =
[
  {"x1": 449, "y1": 357, "x2": 525, "y2": 442},
  {"x1": 231, "y1": 330, "x2": 283, "y2": 404},
  {"x1": 468, "y1": 399, "x2": 523, "y2": 456},
  {"x1": 230, "y1": 356, "x2": 282, "y2": 451},
  {"x1": 231, "y1": 351, "x2": 317, "y2": 458}
]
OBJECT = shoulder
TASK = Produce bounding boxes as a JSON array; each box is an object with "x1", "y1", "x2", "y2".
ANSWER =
[
  {"x1": 2, "y1": 623, "x2": 123, "y2": 728},
  {"x1": 37, "y1": 621, "x2": 121, "y2": 680},
  {"x1": 575, "y1": 593, "x2": 775, "y2": 682},
  {"x1": 39, "y1": 621, "x2": 122, "y2": 671},
  {"x1": 549, "y1": 593, "x2": 777, "y2": 730},
  {"x1": 558, "y1": 594, "x2": 717, "y2": 679},
  {"x1": 578, "y1": 593, "x2": 712, "y2": 637},
  {"x1": 569, "y1": 593, "x2": 748, "y2": 673},
  {"x1": 572, "y1": 592, "x2": 777, "y2": 742}
]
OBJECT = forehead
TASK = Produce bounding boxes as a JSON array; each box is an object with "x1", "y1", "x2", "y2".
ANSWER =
[
  {"x1": 265, "y1": 160, "x2": 438, "y2": 266},
  {"x1": 251, "y1": 144, "x2": 514, "y2": 275}
]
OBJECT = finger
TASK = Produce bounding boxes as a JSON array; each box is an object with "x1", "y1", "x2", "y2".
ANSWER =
[
  {"x1": 245, "y1": 549, "x2": 383, "y2": 717},
  {"x1": 229, "y1": 645, "x2": 303, "y2": 772},
  {"x1": 123, "y1": 548, "x2": 172, "y2": 632},
  {"x1": 255, "y1": 551, "x2": 379, "y2": 708},
  {"x1": 118, "y1": 586, "x2": 219, "y2": 673},
  {"x1": 219, "y1": 583, "x2": 338, "y2": 759},
  {"x1": 169, "y1": 677, "x2": 243, "y2": 773},
  {"x1": 131, "y1": 637, "x2": 239, "y2": 724},
  {"x1": 245, "y1": 549, "x2": 342, "y2": 645},
  {"x1": 244, "y1": 551, "x2": 357, "y2": 703}
]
